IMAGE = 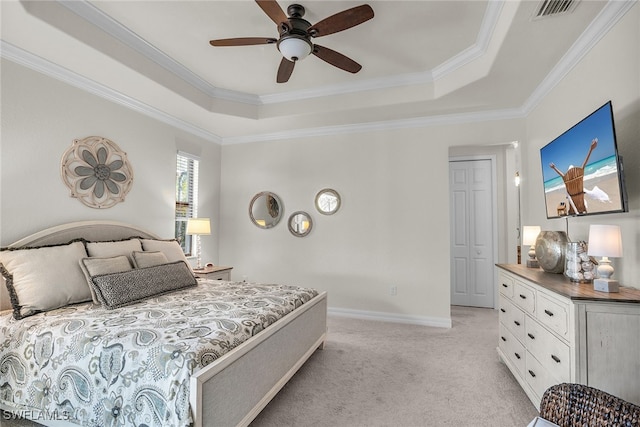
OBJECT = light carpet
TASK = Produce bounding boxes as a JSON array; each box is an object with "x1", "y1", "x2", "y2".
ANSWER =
[{"x1": 250, "y1": 305, "x2": 538, "y2": 427}]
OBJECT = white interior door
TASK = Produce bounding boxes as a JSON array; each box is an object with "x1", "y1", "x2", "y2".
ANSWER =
[{"x1": 449, "y1": 159, "x2": 495, "y2": 308}]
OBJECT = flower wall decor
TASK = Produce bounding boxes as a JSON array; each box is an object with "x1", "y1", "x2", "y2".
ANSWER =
[{"x1": 61, "y1": 136, "x2": 134, "y2": 209}]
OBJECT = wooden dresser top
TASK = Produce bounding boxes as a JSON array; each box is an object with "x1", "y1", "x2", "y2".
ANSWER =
[{"x1": 497, "y1": 264, "x2": 640, "y2": 304}]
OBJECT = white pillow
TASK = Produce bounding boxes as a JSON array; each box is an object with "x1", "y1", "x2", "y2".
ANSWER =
[
  {"x1": 0, "y1": 241, "x2": 90, "y2": 319},
  {"x1": 140, "y1": 239, "x2": 190, "y2": 266},
  {"x1": 79, "y1": 256, "x2": 133, "y2": 304},
  {"x1": 86, "y1": 239, "x2": 142, "y2": 264},
  {"x1": 131, "y1": 251, "x2": 169, "y2": 269}
]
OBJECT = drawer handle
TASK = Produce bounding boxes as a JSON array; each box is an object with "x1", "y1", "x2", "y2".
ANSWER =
[
  {"x1": 514, "y1": 320, "x2": 521, "y2": 326},
  {"x1": 528, "y1": 370, "x2": 536, "y2": 378},
  {"x1": 514, "y1": 352, "x2": 521, "y2": 360},
  {"x1": 519, "y1": 294, "x2": 527, "y2": 299},
  {"x1": 501, "y1": 336, "x2": 506, "y2": 342},
  {"x1": 500, "y1": 308, "x2": 506, "y2": 313},
  {"x1": 544, "y1": 309, "x2": 554, "y2": 317},
  {"x1": 551, "y1": 355, "x2": 561, "y2": 363},
  {"x1": 527, "y1": 333, "x2": 535, "y2": 340},
  {"x1": 502, "y1": 283, "x2": 508, "y2": 288}
]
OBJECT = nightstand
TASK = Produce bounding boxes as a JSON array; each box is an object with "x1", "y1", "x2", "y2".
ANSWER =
[{"x1": 193, "y1": 265, "x2": 233, "y2": 281}]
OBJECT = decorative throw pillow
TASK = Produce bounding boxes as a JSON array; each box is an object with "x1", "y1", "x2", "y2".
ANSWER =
[
  {"x1": 0, "y1": 241, "x2": 90, "y2": 319},
  {"x1": 131, "y1": 251, "x2": 169, "y2": 269},
  {"x1": 90, "y1": 261, "x2": 197, "y2": 309},
  {"x1": 79, "y1": 256, "x2": 133, "y2": 304},
  {"x1": 140, "y1": 239, "x2": 190, "y2": 265},
  {"x1": 86, "y1": 238, "x2": 142, "y2": 264}
]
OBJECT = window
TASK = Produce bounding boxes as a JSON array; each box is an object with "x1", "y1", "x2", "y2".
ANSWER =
[{"x1": 175, "y1": 152, "x2": 199, "y2": 255}]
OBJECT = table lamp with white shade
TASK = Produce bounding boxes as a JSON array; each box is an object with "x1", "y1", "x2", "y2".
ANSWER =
[
  {"x1": 588, "y1": 224, "x2": 623, "y2": 292},
  {"x1": 186, "y1": 217, "x2": 211, "y2": 270},
  {"x1": 522, "y1": 226, "x2": 541, "y2": 268}
]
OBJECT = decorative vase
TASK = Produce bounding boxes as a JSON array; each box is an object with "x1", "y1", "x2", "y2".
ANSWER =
[
  {"x1": 535, "y1": 231, "x2": 568, "y2": 273},
  {"x1": 564, "y1": 241, "x2": 595, "y2": 283}
]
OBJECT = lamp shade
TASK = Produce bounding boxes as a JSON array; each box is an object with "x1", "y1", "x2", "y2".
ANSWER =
[
  {"x1": 278, "y1": 36, "x2": 312, "y2": 61},
  {"x1": 522, "y1": 226, "x2": 541, "y2": 246},
  {"x1": 588, "y1": 224, "x2": 622, "y2": 257},
  {"x1": 186, "y1": 218, "x2": 211, "y2": 235}
]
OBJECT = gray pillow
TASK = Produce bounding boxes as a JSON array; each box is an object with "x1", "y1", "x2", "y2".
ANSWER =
[
  {"x1": 79, "y1": 256, "x2": 133, "y2": 304},
  {"x1": 131, "y1": 251, "x2": 169, "y2": 269},
  {"x1": 90, "y1": 261, "x2": 197, "y2": 309},
  {"x1": 0, "y1": 241, "x2": 90, "y2": 319}
]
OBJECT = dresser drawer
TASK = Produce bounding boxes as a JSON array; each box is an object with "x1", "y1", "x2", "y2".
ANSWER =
[
  {"x1": 537, "y1": 293, "x2": 569, "y2": 338},
  {"x1": 498, "y1": 295, "x2": 510, "y2": 322},
  {"x1": 194, "y1": 266, "x2": 233, "y2": 281},
  {"x1": 498, "y1": 322, "x2": 511, "y2": 356},
  {"x1": 525, "y1": 351, "x2": 560, "y2": 401},
  {"x1": 499, "y1": 271, "x2": 514, "y2": 299},
  {"x1": 525, "y1": 319, "x2": 571, "y2": 383},
  {"x1": 500, "y1": 323, "x2": 526, "y2": 378},
  {"x1": 200, "y1": 270, "x2": 230, "y2": 280},
  {"x1": 500, "y1": 296, "x2": 525, "y2": 342},
  {"x1": 513, "y1": 281, "x2": 536, "y2": 314}
]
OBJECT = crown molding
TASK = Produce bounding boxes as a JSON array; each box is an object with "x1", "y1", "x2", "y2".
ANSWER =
[
  {"x1": 221, "y1": 107, "x2": 527, "y2": 145},
  {"x1": 0, "y1": 41, "x2": 223, "y2": 144},
  {"x1": 259, "y1": 70, "x2": 434, "y2": 105},
  {"x1": 58, "y1": 0, "x2": 261, "y2": 106},
  {"x1": 3, "y1": 1, "x2": 631, "y2": 146},
  {"x1": 431, "y1": 0, "x2": 504, "y2": 80},
  {"x1": 521, "y1": 0, "x2": 637, "y2": 115},
  {"x1": 225, "y1": 0, "x2": 504, "y2": 105},
  {"x1": 58, "y1": 0, "x2": 504, "y2": 107}
]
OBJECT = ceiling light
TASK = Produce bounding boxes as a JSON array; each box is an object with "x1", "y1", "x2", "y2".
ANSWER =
[{"x1": 278, "y1": 36, "x2": 312, "y2": 62}]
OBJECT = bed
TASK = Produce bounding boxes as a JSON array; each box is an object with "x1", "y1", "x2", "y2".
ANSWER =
[{"x1": 0, "y1": 220, "x2": 327, "y2": 427}]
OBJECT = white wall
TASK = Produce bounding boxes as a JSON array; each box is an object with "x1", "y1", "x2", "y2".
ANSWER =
[
  {"x1": 219, "y1": 119, "x2": 525, "y2": 325},
  {"x1": 0, "y1": 59, "x2": 222, "y2": 265},
  {"x1": 522, "y1": 5, "x2": 640, "y2": 288}
]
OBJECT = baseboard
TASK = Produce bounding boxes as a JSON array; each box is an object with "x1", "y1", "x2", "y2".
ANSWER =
[{"x1": 328, "y1": 306, "x2": 452, "y2": 328}]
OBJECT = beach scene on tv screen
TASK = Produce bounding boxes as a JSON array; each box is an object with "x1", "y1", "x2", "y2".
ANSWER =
[{"x1": 541, "y1": 104, "x2": 623, "y2": 218}]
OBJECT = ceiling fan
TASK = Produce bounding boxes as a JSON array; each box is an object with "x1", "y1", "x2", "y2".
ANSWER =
[{"x1": 209, "y1": 0, "x2": 374, "y2": 83}]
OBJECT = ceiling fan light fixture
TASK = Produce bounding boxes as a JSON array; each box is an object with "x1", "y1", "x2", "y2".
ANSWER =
[
  {"x1": 277, "y1": 36, "x2": 312, "y2": 62},
  {"x1": 209, "y1": 1, "x2": 374, "y2": 82}
]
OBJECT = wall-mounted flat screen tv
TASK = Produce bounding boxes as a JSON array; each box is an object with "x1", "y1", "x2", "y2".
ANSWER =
[{"x1": 540, "y1": 101, "x2": 627, "y2": 219}]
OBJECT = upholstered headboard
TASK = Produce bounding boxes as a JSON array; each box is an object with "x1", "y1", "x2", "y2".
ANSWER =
[{"x1": 1, "y1": 221, "x2": 161, "y2": 312}]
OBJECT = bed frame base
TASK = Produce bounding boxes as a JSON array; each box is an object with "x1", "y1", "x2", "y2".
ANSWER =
[{"x1": 191, "y1": 291, "x2": 327, "y2": 427}]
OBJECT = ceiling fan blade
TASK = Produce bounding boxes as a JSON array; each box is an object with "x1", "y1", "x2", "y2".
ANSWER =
[
  {"x1": 255, "y1": 0, "x2": 288, "y2": 26},
  {"x1": 210, "y1": 37, "x2": 277, "y2": 47},
  {"x1": 277, "y1": 58, "x2": 295, "y2": 83},
  {"x1": 312, "y1": 45, "x2": 362, "y2": 74},
  {"x1": 308, "y1": 5, "x2": 374, "y2": 38}
]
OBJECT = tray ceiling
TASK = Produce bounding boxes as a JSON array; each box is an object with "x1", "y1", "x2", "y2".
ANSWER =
[{"x1": 1, "y1": 0, "x2": 629, "y2": 143}]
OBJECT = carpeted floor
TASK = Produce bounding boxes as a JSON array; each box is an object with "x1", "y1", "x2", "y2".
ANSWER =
[
  {"x1": 1, "y1": 306, "x2": 538, "y2": 426},
  {"x1": 250, "y1": 305, "x2": 538, "y2": 427}
]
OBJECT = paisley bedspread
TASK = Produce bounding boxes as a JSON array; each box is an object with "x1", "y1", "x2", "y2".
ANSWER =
[{"x1": 0, "y1": 280, "x2": 318, "y2": 426}]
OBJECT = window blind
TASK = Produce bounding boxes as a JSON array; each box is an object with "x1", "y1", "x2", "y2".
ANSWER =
[{"x1": 175, "y1": 151, "x2": 200, "y2": 254}]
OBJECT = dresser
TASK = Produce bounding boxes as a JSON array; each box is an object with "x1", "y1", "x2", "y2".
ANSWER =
[{"x1": 496, "y1": 264, "x2": 640, "y2": 408}]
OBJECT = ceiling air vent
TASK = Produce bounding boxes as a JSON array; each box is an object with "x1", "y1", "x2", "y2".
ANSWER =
[{"x1": 533, "y1": 0, "x2": 579, "y2": 19}]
